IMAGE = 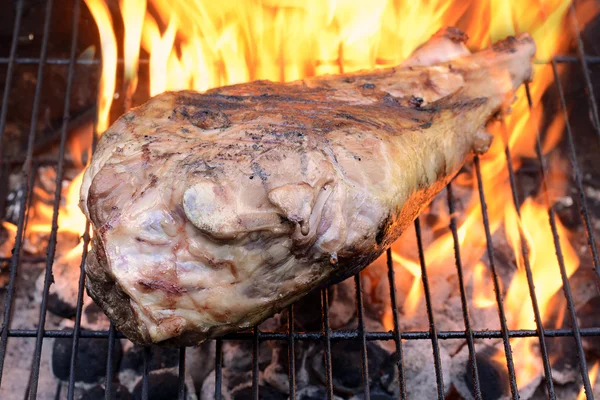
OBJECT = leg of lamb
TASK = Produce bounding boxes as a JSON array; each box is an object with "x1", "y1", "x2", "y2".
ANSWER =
[{"x1": 79, "y1": 29, "x2": 536, "y2": 345}]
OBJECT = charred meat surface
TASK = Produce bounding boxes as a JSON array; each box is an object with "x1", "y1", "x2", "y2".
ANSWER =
[{"x1": 80, "y1": 29, "x2": 536, "y2": 345}]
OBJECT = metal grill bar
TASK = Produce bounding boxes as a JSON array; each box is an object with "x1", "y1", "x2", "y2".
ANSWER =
[
  {"x1": 385, "y1": 249, "x2": 407, "y2": 399},
  {"x1": 446, "y1": 183, "x2": 483, "y2": 400},
  {"x1": 104, "y1": 324, "x2": 117, "y2": 399},
  {"x1": 0, "y1": 2, "x2": 23, "y2": 161},
  {"x1": 178, "y1": 347, "x2": 187, "y2": 399},
  {"x1": 214, "y1": 338, "x2": 223, "y2": 400},
  {"x1": 503, "y1": 135, "x2": 555, "y2": 398},
  {"x1": 0, "y1": 0, "x2": 48, "y2": 387},
  {"x1": 287, "y1": 305, "x2": 296, "y2": 399},
  {"x1": 67, "y1": 226, "x2": 89, "y2": 400},
  {"x1": 524, "y1": 80, "x2": 595, "y2": 399},
  {"x1": 141, "y1": 346, "x2": 151, "y2": 400},
  {"x1": 569, "y1": 4, "x2": 600, "y2": 142},
  {"x1": 473, "y1": 156, "x2": 519, "y2": 399},
  {"x1": 551, "y1": 59, "x2": 600, "y2": 283},
  {"x1": 353, "y1": 274, "x2": 371, "y2": 399},
  {"x1": 28, "y1": 0, "x2": 82, "y2": 396},
  {"x1": 321, "y1": 289, "x2": 334, "y2": 400},
  {"x1": 252, "y1": 326, "x2": 260, "y2": 399},
  {"x1": 6, "y1": 326, "x2": 600, "y2": 339},
  {"x1": 414, "y1": 218, "x2": 445, "y2": 399},
  {"x1": 2, "y1": 55, "x2": 600, "y2": 65}
]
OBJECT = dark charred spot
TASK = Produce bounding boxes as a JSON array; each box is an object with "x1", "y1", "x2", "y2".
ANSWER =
[
  {"x1": 141, "y1": 143, "x2": 151, "y2": 163},
  {"x1": 383, "y1": 93, "x2": 399, "y2": 104},
  {"x1": 181, "y1": 128, "x2": 189, "y2": 134},
  {"x1": 344, "y1": 78, "x2": 355, "y2": 83},
  {"x1": 362, "y1": 83, "x2": 376, "y2": 89},
  {"x1": 376, "y1": 213, "x2": 393, "y2": 245},
  {"x1": 173, "y1": 105, "x2": 231, "y2": 130},
  {"x1": 409, "y1": 96, "x2": 424, "y2": 108},
  {"x1": 251, "y1": 162, "x2": 269, "y2": 182},
  {"x1": 420, "y1": 120, "x2": 433, "y2": 129},
  {"x1": 443, "y1": 27, "x2": 468, "y2": 43},
  {"x1": 249, "y1": 175, "x2": 254, "y2": 180},
  {"x1": 492, "y1": 36, "x2": 519, "y2": 53}
]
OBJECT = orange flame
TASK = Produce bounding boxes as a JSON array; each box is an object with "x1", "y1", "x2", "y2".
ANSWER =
[
  {"x1": 83, "y1": 0, "x2": 117, "y2": 134},
  {"x1": 472, "y1": 262, "x2": 496, "y2": 309},
  {"x1": 391, "y1": 251, "x2": 422, "y2": 318},
  {"x1": 70, "y1": 0, "x2": 596, "y2": 388},
  {"x1": 120, "y1": 0, "x2": 147, "y2": 98},
  {"x1": 500, "y1": 197, "x2": 580, "y2": 388},
  {"x1": 578, "y1": 361, "x2": 599, "y2": 400}
]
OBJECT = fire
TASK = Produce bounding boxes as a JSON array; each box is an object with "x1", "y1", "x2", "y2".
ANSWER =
[
  {"x1": 83, "y1": 0, "x2": 117, "y2": 134},
  {"x1": 120, "y1": 0, "x2": 146, "y2": 99},
  {"x1": 471, "y1": 262, "x2": 495, "y2": 309},
  {"x1": 391, "y1": 251, "x2": 422, "y2": 317},
  {"x1": 18, "y1": 0, "x2": 592, "y2": 392},
  {"x1": 496, "y1": 197, "x2": 580, "y2": 388},
  {"x1": 578, "y1": 361, "x2": 599, "y2": 400}
]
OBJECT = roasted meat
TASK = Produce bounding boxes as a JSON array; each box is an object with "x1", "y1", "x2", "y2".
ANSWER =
[{"x1": 80, "y1": 28, "x2": 536, "y2": 345}]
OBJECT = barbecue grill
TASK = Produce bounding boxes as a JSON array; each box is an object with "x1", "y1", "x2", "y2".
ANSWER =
[{"x1": 1, "y1": 0, "x2": 600, "y2": 399}]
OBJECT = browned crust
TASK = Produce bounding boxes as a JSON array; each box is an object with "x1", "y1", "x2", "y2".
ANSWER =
[{"x1": 85, "y1": 235, "x2": 149, "y2": 343}]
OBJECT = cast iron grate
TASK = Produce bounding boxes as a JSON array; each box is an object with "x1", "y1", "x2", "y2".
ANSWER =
[{"x1": 0, "y1": 0, "x2": 600, "y2": 399}]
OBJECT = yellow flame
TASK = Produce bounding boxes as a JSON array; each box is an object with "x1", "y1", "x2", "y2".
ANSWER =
[
  {"x1": 120, "y1": 0, "x2": 147, "y2": 97},
  {"x1": 472, "y1": 262, "x2": 496, "y2": 309},
  {"x1": 391, "y1": 251, "x2": 422, "y2": 318},
  {"x1": 578, "y1": 361, "x2": 599, "y2": 400},
  {"x1": 70, "y1": 2, "x2": 593, "y2": 388},
  {"x1": 83, "y1": 0, "x2": 117, "y2": 134}
]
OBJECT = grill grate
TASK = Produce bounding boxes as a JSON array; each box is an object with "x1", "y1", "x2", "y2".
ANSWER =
[{"x1": 0, "y1": 0, "x2": 600, "y2": 399}]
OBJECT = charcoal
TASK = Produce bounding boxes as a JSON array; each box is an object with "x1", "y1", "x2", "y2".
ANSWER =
[
  {"x1": 349, "y1": 384, "x2": 397, "y2": 400},
  {"x1": 464, "y1": 346, "x2": 509, "y2": 400},
  {"x1": 295, "y1": 386, "x2": 344, "y2": 400},
  {"x1": 231, "y1": 384, "x2": 286, "y2": 400},
  {"x1": 185, "y1": 342, "x2": 216, "y2": 395},
  {"x1": 52, "y1": 336, "x2": 123, "y2": 384},
  {"x1": 121, "y1": 345, "x2": 179, "y2": 375},
  {"x1": 292, "y1": 287, "x2": 333, "y2": 331},
  {"x1": 554, "y1": 195, "x2": 581, "y2": 231},
  {"x1": 577, "y1": 296, "x2": 600, "y2": 357},
  {"x1": 263, "y1": 345, "x2": 290, "y2": 394},
  {"x1": 310, "y1": 340, "x2": 388, "y2": 396},
  {"x1": 79, "y1": 382, "x2": 132, "y2": 400},
  {"x1": 222, "y1": 341, "x2": 265, "y2": 372},
  {"x1": 451, "y1": 341, "x2": 541, "y2": 400},
  {"x1": 379, "y1": 352, "x2": 400, "y2": 396},
  {"x1": 200, "y1": 369, "x2": 229, "y2": 400},
  {"x1": 131, "y1": 369, "x2": 179, "y2": 400},
  {"x1": 385, "y1": 340, "x2": 451, "y2": 399}
]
